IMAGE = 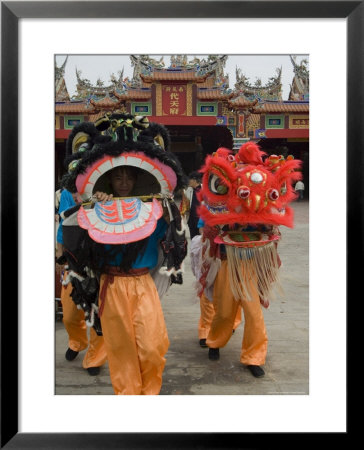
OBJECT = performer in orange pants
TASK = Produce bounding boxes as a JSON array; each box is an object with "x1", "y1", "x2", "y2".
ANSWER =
[
  {"x1": 195, "y1": 142, "x2": 301, "y2": 378},
  {"x1": 99, "y1": 270, "x2": 169, "y2": 395},
  {"x1": 206, "y1": 260, "x2": 268, "y2": 370},
  {"x1": 61, "y1": 274, "x2": 107, "y2": 373},
  {"x1": 56, "y1": 188, "x2": 107, "y2": 375},
  {"x1": 59, "y1": 116, "x2": 187, "y2": 395},
  {"x1": 198, "y1": 293, "x2": 242, "y2": 347}
]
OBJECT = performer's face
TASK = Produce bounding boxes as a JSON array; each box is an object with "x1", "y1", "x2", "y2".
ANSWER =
[
  {"x1": 189, "y1": 178, "x2": 200, "y2": 188},
  {"x1": 110, "y1": 167, "x2": 136, "y2": 197}
]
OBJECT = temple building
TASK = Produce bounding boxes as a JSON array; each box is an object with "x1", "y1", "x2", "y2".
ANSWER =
[{"x1": 55, "y1": 54, "x2": 309, "y2": 193}]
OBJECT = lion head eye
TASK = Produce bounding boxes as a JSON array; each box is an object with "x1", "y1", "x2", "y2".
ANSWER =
[
  {"x1": 208, "y1": 174, "x2": 228, "y2": 195},
  {"x1": 78, "y1": 143, "x2": 89, "y2": 153},
  {"x1": 68, "y1": 159, "x2": 80, "y2": 172},
  {"x1": 250, "y1": 172, "x2": 264, "y2": 184},
  {"x1": 237, "y1": 185, "x2": 250, "y2": 199},
  {"x1": 268, "y1": 188, "x2": 279, "y2": 201}
]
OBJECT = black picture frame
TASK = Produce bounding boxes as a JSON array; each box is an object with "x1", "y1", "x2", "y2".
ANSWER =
[{"x1": 1, "y1": 1, "x2": 358, "y2": 448}]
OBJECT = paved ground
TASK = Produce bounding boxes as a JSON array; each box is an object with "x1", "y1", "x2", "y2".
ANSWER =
[{"x1": 55, "y1": 200, "x2": 309, "y2": 395}]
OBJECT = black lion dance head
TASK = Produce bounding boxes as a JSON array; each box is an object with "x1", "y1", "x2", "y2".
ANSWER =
[{"x1": 58, "y1": 113, "x2": 188, "y2": 334}]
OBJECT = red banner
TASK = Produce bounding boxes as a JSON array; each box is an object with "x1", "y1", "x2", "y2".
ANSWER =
[
  {"x1": 238, "y1": 114, "x2": 245, "y2": 135},
  {"x1": 162, "y1": 85, "x2": 187, "y2": 116}
]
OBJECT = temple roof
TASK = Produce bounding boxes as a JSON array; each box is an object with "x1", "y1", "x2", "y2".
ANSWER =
[
  {"x1": 197, "y1": 88, "x2": 234, "y2": 100},
  {"x1": 55, "y1": 55, "x2": 309, "y2": 118},
  {"x1": 255, "y1": 101, "x2": 309, "y2": 113},
  {"x1": 89, "y1": 96, "x2": 120, "y2": 109},
  {"x1": 229, "y1": 96, "x2": 309, "y2": 114},
  {"x1": 228, "y1": 98, "x2": 259, "y2": 110},
  {"x1": 55, "y1": 102, "x2": 95, "y2": 114},
  {"x1": 141, "y1": 70, "x2": 208, "y2": 82},
  {"x1": 114, "y1": 89, "x2": 152, "y2": 100}
]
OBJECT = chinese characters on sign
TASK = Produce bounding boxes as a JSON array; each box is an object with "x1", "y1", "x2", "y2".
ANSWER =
[
  {"x1": 289, "y1": 115, "x2": 309, "y2": 129},
  {"x1": 162, "y1": 85, "x2": 187, "y2": 116},
  {"x1": 292, "y1": 119, "x2": 309, "y2": 126}
]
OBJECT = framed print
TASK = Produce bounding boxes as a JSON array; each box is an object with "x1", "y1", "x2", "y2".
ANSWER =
[{"x1": 1, "y1": 1, "x2": 359, "y2": 447}]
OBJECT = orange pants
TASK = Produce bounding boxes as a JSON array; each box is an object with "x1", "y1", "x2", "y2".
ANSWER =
[
  {"x1": 99, "y1": 272, "x2": 169, "y2": 395},
  {"x1": 206, "y1": 260, "x2": 268, "y2": 365},
  {"x1": 61, "y1": 277, "x2": 107, "y2": 369},
  {"x1": 198, "y1": 293, "x2": 242, "y2": 340}
]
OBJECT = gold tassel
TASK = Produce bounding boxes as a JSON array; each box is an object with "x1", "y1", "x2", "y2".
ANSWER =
[{"x1": 225, "y1": 243, "x2": 283, "y2": 302}]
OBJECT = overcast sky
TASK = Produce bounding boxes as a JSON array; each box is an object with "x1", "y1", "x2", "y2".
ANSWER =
[{"x1": 55, "y1": 54, "x2": 308, "y2": 101}]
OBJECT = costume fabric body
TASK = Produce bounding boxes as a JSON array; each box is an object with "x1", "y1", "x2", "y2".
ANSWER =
[
  {"x1": 295, "y1": 180, "x2": 305, "y2": 200},
  {"x1": 99, "y1": 270, "x2": 169, "y2": 394},
  {"x1": 98, "y1": 218, "x2": 168, "y2": 394},
  {"x1": 59, "y1": 114, "x2": 187, "y2": 395},
  {"x1": 198, "y1": 292, "x2": 242, "y2": 340},
  {"x1": 191, "y1": 221, "x2": 241, "y2": 341},
  {"x1": 196, "y1": 143, "x2": 301, "y2": 364},
  {"x1": 187, "y1": 185, "x2": 201, "y2": 239},
  {"x1": 57, "y1": 189, "x2": 107, "y2": 369},
  {"x1": 61, "y1": 275, "x2": 107, "y2": 368},
  {"x1": 206, "y1": 259, "x2": 268, "y2": 365}
]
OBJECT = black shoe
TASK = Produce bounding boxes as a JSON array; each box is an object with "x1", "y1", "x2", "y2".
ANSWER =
[
  {"x1": 65, "y1": 348, "x2": 79, "y2": 361},
  {"x1": 247, "y1": 365, "x2": 265, "y2": 378},
  {"x1": 199, "y1": 339, "x2": 208, "y2": 348},
  {"x1": 87, "y1": 366, "x2": 100, "y2": 376},
  {"x1": 208, "y1": 348, "x2": 220, "y2": 360}
]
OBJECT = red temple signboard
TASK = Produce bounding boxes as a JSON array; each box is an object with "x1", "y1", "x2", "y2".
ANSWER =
[
  {"x1": 162, "y1": 85, "x2": 187, "y2": 116},
  {"x1": 238, "y1": 114, "x2": 245, "y2": 136}
]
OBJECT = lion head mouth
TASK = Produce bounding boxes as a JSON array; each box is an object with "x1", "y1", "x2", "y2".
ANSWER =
[
  {"x1": 75, "y1": 152, "x2": 178, "y2": 202},
  {"x1": 75, "y1": 150, "x2": 179, "y2": 244},
  {"x1": 61, "y1": 114, "x2": 186, "y2": 244},
  {"x1": 214, "y1": 229, "x2": 280, "y2": 248}
]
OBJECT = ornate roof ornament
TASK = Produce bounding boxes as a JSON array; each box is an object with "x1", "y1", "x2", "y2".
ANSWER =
[
  {"x1": 290, "y1": 55, "x2": 309, "y2": 80},
  {"x1": 55, "y1": 55, "x2": 68, "y2": 81},
  {"x1": 73, "y1": 66, "x2": 127, "y2": 100},
  {"x1": 234, "y1": 66, "x2": 282, "y2": 101},
  {"x1": 288, "y1": 55, "x2": 309, "y2": 101},
  {"x1": 130, "y1": 55, "x2": 166, "y2": 87},
  {"x1": 55, "y1": 56, "x2": 70, "y2": 102}
]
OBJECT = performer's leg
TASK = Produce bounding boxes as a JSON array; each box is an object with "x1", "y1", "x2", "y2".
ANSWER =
[
  {"x1": 206, "y1": 261, "x2": 240, "y2": 349},
  {"x1": 133, "y1": 274, "x2": 169, "y2": 395},
  {"x1": 61, "y1": 278, "x2": 88, "y2": 352},
  {"x1": 99, "y1": 274, "x2": 143, "y2": 395},
  {"x1": 233, "y1": 307, "x2": 242, "y2": 332},
  {"x1": 82, "y1": 328, "x2": 107, "y2": 369},
  {"x1": 198, "y1": 293, "x2": 215, "y2": 340},
  {"x1": 240, "y1": 276, "x2": 268, "y2": 366}
]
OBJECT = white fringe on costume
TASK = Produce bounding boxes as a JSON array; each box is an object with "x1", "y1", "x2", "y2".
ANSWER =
[
  {"x1": 225, "y1": 242, "x2": 283, "y2": 302},
  {"x1": 151, "y1": 247, "x2": 173, "y2": 299},
  {"x1": 190, "y1": 235, "x2": 221, "y2": 302},
  {"x1": 153, "y1": 217, "x2": 187, "y2": 299},
  {"x1": 85, "y1": 303, "x2": 99, "y2": 328}
]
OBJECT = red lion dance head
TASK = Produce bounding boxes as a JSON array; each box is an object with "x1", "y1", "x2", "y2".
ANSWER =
[
  {"x1": 199, "y1": 142, "x2": 301, "y2": 230},
  {"x1": 197, "y1": 142, "x2": 302, "y2": 303}
]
